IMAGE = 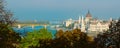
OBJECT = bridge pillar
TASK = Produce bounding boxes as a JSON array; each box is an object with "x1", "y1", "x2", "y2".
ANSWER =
[
  {"x1": 32, "y1": 25, "x2": 34, "y2": 29},
  {"x1": 44, "y1": 24, "x2": 47, "y2": 29},
  {"x1": 18, "y1": 24, "x2": 21, "y2": 29}
]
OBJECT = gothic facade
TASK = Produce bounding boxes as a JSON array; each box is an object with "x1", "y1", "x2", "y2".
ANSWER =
[{"x1": 64, "y1": 11, "x2": 111, "y2": 33}]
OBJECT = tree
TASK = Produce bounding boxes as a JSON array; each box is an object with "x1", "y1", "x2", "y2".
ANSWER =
[
  {"x1": 20, "y1": 28, "x2": 53, "y2": 48},
  {"x1": 95, "y1": 19, "x2": 120, "y2": 48},
  {"x1": 35, "y1": 29, "x2": 95, "y2": 48},
  {"x1": 0, "y1": 0, "x2": 15, "y2": 25},
  {"x1": 71, "y1": 29, "x2": 89, "y2": 48},
  {"x1": 0, "y1": 0, "x2": 21, "y2": 48},
  {"x1": 0, "y1": 23, "x2": 21, "y2": 48},
  {"x1": 56, "y1": 29, "x2": 64, "y2": 38}
]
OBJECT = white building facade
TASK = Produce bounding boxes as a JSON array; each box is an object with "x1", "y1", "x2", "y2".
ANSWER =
[{"x1": 64, "y1": 11, "x2": 111, "y2": 33}]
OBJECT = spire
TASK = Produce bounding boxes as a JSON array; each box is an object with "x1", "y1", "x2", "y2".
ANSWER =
[
  {"x1": 82, "y1": 15, "x2": 84, "y2": 22},
  {"x1": 81, "y1": 15, "x2": 84, "y2": 25},
  {"x1": 88, "y1": 10, "x2": 90, "y2": 14}
]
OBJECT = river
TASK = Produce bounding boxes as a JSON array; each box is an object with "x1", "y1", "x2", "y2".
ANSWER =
[{"x1": 13, "y1": 26, "x2": 57, "y2": 37}]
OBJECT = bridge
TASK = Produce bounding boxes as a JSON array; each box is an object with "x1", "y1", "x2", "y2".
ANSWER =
[{"x1": 14, "y1": 23, "x2": 49, "y2": 29}]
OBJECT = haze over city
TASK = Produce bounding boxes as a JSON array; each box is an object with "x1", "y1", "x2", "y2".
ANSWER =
[{"x1": 6, "y1": 0, "x2": 120, "y2": 21}]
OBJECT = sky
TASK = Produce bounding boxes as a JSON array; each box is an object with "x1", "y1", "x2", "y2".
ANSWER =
[{"x1": 6, "y1": 0, "x2": 120, "y2": 22}]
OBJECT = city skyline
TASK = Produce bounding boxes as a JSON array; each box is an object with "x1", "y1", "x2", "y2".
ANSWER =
[{"x1": 6, "y1": 0, "x2": 120, "y2": 21}]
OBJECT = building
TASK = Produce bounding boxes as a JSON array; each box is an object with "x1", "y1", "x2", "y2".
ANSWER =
[
  {"x1": 64, "y1": 11, "x2": 111, "y2": 33},
  {"x1": 88, "y1": 21, "x2": 110, "y2": 32},
  {"x1": 64, "y1": 18, "x2": 73, "y2": 27}
]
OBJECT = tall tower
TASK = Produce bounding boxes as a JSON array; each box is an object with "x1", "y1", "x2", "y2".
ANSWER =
[
  {"x1": 78, "y1": 16, "x2": 81, "y2": 24},
  {"x1": 81, "y1": 16, "x2": 86, "y2": 32}
]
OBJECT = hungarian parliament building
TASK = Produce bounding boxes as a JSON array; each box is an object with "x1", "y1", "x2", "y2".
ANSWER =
[{"x1": 63, "y1": 11, "x2": 114, "y2": 33}]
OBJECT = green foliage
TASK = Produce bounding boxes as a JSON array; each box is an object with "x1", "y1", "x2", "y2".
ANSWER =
[
  {"x1": 34, "y1": 29, "x2": 95, "y2": 48},
  {"x1": 20, "y1": 28, "x2": 53, "y2": 48},
  {"x1": 0, "y1": 23, "x2": 21, "y2": 48},
  {"x1": 56, "y1": 29, "x2": 64, "y2": 38}
]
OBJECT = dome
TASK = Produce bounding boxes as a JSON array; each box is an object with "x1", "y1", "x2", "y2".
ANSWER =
[{"x1": 86, "y1": 10, "x2": 92, "y2": 18}]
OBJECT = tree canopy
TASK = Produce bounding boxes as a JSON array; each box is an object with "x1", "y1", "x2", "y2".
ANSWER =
[
  {"x1": 20, "y1": 28, "x2": 53, "y2": 48},
  {"x1": 33, "y1": 29, "x2": 95, "y2": 48}
]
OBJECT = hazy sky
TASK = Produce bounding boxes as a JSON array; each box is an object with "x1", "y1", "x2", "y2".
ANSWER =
[{"x1": 6, "y1": 0, "x2": 120, "y2": 21}]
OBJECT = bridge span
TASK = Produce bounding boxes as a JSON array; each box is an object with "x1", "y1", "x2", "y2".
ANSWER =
[{"x1": 14, "y1": 23, "x2": 49, "y2": 29}]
